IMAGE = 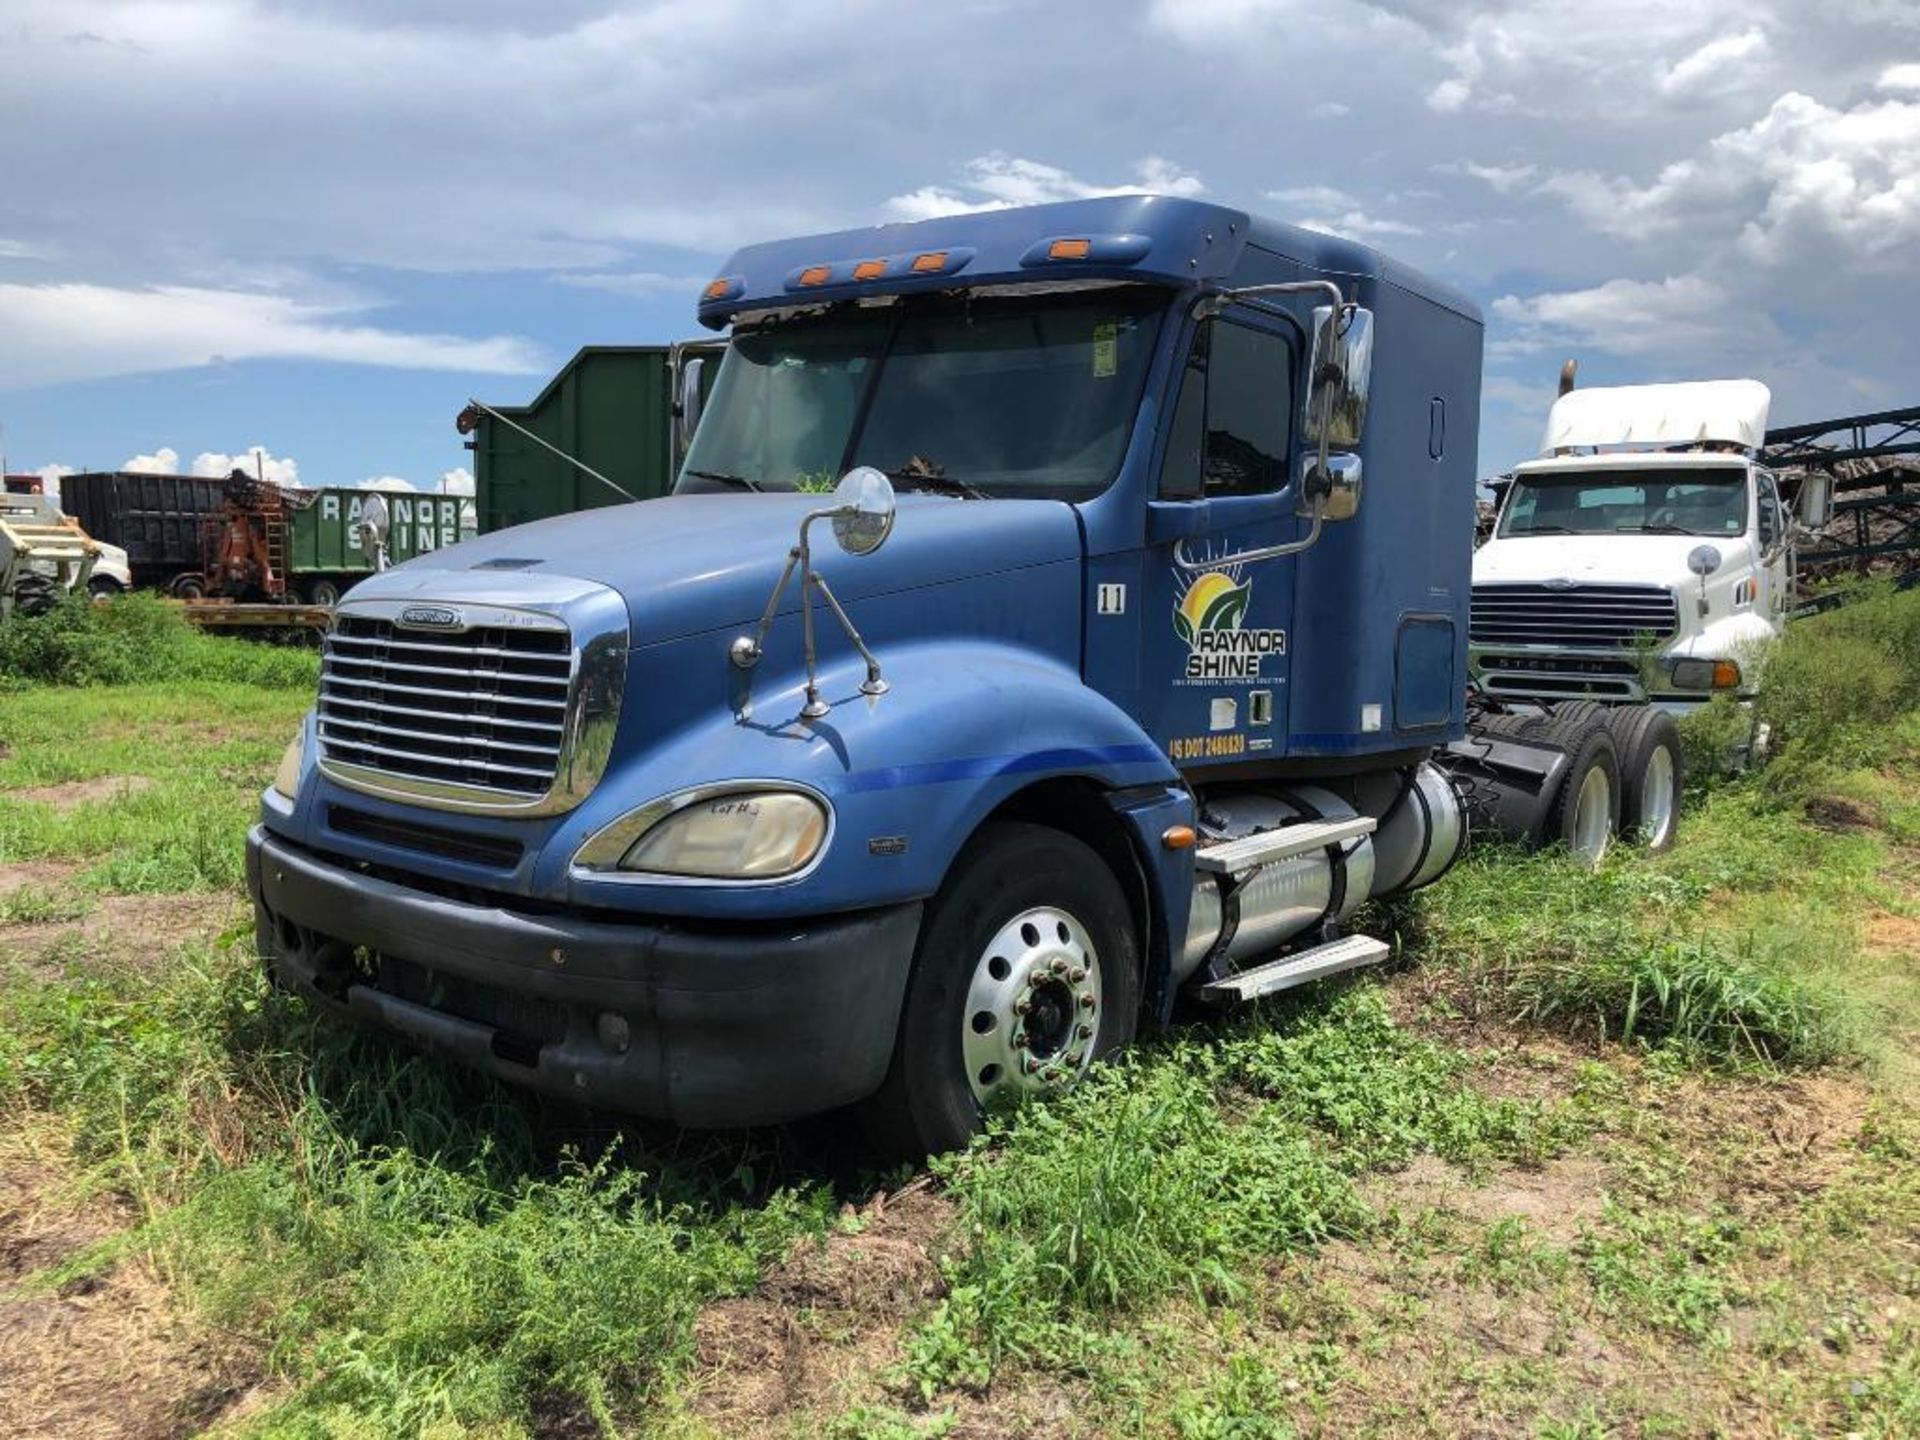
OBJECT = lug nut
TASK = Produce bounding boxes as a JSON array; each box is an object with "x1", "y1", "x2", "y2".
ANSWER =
[
  {"x1": 1014, "y1": 997, "x2": 1033, "y2": 1016},
  {"x1": 1077, "y1": 1023, "x2": 1094, "y2": 1039},
  {"x1": 1051, "y1": 957, "x2": 1069, "y2": 975},
  {"x1": 1069, "y1": 967, "x2": 1088, "y2": 983},
  {"x1": 1024, "y1": 1057, "x2": 1044, "y2": 1075},
  {"x1": 1079, "y1": 992, "x2": 1097, "y2": 1010}
]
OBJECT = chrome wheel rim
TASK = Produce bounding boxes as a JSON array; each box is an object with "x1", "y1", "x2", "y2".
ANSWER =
[
  {"x1": 1572, "y1": 765, "x2": 1612, "y2": 865},
  {"x1": 962, "y1": 905, "x2": 1102, "y2": 1104},
  {"x1": 1639, "y1": 745, "x2": 1676, "y2": 846}
]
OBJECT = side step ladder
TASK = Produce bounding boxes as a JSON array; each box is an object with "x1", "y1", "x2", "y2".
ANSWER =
[
  {"x1": 1193, "y1": 815, "x2": 1375, "y2": 873},
  {"x1": 1200, "y1": 934, "x2": 1392, "y2": 1005}
]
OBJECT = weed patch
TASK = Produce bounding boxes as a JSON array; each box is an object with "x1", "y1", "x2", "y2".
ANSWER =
[{"x1": 0, "y1": 593, "x2": 317, "y2": 692}]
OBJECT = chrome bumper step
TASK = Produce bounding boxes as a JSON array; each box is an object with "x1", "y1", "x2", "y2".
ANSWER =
[{"x1": 1200, "y1": 934, "x2": 1392, "y2": 1005}]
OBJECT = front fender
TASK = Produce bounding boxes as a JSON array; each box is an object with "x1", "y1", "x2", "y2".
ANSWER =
[{"x1": 550, "y1": 639, "x2": 1178, "y2": 919}]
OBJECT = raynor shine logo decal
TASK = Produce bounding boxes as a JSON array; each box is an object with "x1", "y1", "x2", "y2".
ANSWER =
[{"x1": 1173, "y1": 564, "x2": 1286, "y2": 682}]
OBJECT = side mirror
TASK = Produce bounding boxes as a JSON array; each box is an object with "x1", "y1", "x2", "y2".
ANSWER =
[
  {"x1": 1304, "y1": 305, "x2": 1374, "y2": 449},
  {"x1": 676, "y1": 356, "x2": 706, "y2": 458},
  {"x1": 1794, "y1": 473, "x2": 1832, "y2": 529},
  {"x1": 358, "y1": 493, "x2": 391, "y2": 569},
  {"x1": 1302, "y1": 453, "x2": 1362, "y2": 522},
  {"x1": 829, "y1": 466, "x2": 896, "y2": 557}
]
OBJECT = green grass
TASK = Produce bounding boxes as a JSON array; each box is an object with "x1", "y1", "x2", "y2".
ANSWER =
[
  {"x1": 3, "y1": 591, "x2": 1920, "y2": 1437},
  {"x1": 0, "y1": 591, "x2": 318, "y2": 692}
]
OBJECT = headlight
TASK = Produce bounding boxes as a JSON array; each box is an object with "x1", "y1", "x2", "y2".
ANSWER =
[
  {"x1": 272, "y1": 729, "x2": 305, "y2": 800},
  {"x1": 1671, "y1": 658, "x2": 1742, "y2": 691},
  {"x1": 580, "y1": 788, "x2": 830, "y2": 879}
]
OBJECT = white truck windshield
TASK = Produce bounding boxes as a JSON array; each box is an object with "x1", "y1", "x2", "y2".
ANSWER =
[
  {"x1": 677, "y1": 288, "x2": 1166, "y2": 499},
  {"x1": 1500, "y1": 468, "x2": 1749, "y2": 538}
]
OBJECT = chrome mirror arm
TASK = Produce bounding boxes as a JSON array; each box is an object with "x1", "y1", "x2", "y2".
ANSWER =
[{"x1": 1176, "y1": 281, "x2": 1349, "y2": 573}]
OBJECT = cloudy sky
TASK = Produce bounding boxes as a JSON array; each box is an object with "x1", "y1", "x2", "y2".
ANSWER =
[{"x1": 2, "y1": 0, "x2": 1916, "y2": 492}]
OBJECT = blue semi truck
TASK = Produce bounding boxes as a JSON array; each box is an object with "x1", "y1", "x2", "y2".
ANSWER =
[{"x1": 248, "y1": 194, "x2": 1584, "y2": 1155}]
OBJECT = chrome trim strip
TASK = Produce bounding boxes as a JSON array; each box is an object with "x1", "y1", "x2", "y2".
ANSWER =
[{"x1": 570, "y1": 780, "x2": 835, "y2": 887}]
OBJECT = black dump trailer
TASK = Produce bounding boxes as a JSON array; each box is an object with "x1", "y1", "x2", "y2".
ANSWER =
[{"x1": 59, "y1": 472, "x2": 227, "y2": 590}]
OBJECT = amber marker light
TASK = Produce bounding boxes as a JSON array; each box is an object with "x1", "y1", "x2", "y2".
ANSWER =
[
  {"x1": 1162, "y1": 825, "x2": 1196, "y2": 850},
  {"x1": 852, "y1": 259, "x2": 887, "y2": 281},
  {"x1": 797, "y1": 265, "x2": 832, "y2": 287},
  {"x1": 910, "y1": 251, "x2": 949, "y2": 273},
  {"x1": 1048, "y1": 238, "x2": 1092, "y2": 260},
  {"x1": 1712, "y1": 660, "x2": 1743, "y2": 689}
]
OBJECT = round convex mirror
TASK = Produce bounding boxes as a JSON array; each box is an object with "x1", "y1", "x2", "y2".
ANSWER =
[
  {"x1": 1687, "y1": 543, "x2": 1722, "y2": 577},
  {"x1": 830, "y1": 466, "x2": 897, "y2": 557}
]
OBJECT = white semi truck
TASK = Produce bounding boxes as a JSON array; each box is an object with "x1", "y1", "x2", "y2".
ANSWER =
[{"x1": 1470, "y1": 378, "x2": 1814, "y2": 714}]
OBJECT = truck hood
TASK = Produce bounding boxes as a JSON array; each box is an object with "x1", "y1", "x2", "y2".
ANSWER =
[
  {"x1": 364, "y1": 493, "x2": 1085, "y2": 646},
  {"x1": 1474, "y1": 533, "x2": 1748, "y2": 590}
]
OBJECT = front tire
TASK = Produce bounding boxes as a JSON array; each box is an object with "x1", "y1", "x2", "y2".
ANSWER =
[
  {"x1": 1548, "y1": 726, "x2": 1621, "y2": 866},
  {"x1": 859, "y1": 822, "x2": 1140, "y2": 1158}
]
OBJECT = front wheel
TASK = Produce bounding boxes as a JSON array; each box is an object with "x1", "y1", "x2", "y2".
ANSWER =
[{"x1": 859, "y1": 822, "x2": 1140, "y2": 1158}]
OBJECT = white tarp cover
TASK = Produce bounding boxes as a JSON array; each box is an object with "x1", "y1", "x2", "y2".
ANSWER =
[{"x1": 1542, "y1": 379, "x2": 1772, "y2": 454}]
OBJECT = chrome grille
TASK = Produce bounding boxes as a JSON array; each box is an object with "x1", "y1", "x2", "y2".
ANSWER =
[
  {"x1": 318, "y1": 613, "x2": 573, "y2": 798},
  {"x1": 1470, "y1": 583, "x2": 1678, "y2": 649}
]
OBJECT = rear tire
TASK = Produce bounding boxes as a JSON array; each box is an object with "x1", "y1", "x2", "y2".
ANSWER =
[
  {"x1": 1546, "y1": 726, "x2": 1621, "y2": 866},
  {"x1": 859, "y1": 822, "x2": 1140, "y2": 1159},
  {"x1": 11, "y1": 573, "x2": 60, "y2": 616},
  {"x1": 304, "y1": 577, "x2": 342, "y2": 608},
  {"x1": 87, "y1": 575, "x2": 124, "y2": 600},
  {"x1": 1606, "y1": 708, "x2": 1682, "y2": 850},
  {"x1": 171, "y1": 574, "x2": 206, "y2": 600}
]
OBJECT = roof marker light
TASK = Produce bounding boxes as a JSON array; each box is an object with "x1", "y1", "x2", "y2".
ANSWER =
[
  {"x1": 798, "y1": 265, "x2": 832, "y2": 287},
  {"x1": 1048, "y1": 238, "x2": 1092, "y2": 260},
  {"x1": 911, "y1": 251, "x2": 949, "y2": 274},
  {"x1": 853, "y1": 259, "x2": 887, "y2": 281},
  {"x1": 703, "y1": 277, "x2": 743, "y2": 302}
]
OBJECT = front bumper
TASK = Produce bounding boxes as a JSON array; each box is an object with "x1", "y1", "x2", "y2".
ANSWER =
[{"x1": 246, "y1": 826, "x2": 922, "y2": 1127}]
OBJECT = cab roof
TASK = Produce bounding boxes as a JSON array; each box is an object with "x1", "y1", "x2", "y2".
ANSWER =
[{"x1": 696, "y1": 194, "x2": 1480, "y2": 329}]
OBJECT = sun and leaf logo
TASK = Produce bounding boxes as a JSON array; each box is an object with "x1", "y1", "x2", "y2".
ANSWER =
[{"x1": 1174, "y1": 567, "x2": 1251, "y2": 644}]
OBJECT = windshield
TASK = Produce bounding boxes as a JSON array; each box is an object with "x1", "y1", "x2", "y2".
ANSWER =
[
  {"x1": 676, "y1": 288, "x2": 1167, "y2": 499},
  {"x1": 1499, "y1": 468, "x2": 1750, "y2": 538}
]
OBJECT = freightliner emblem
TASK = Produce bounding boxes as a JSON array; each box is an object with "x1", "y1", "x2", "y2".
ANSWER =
[
  {"x1": 397, "y1": 605, "x2": 464, "y2": 631},
  {"x1": 1542, "y1": 577, "x2": 1578, "y2": 591}
]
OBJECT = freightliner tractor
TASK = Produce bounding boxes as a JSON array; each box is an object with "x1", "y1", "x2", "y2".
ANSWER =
[{"x1": 248, "y1": 195, "x2": 1637, "y2": 1155}]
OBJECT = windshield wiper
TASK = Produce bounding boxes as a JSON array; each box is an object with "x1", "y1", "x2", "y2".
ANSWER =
[
  {"x1": 1624, "y1": 523, "x2": 1695, "y2": 535},
  {"x1": 884, "y1": 466, "x2": 991, "y2": 501},
  {"x1": 683, "y1": 468, "x2": 762, "y2": 492},
  {"x1": 1512, "y1": 523, "x2": 1580, "y2": 535}
]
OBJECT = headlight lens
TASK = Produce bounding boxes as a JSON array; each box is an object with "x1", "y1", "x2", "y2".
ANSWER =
[
  {"x1": 272, "y1": 729, "x2": 305, "y2": 800},
  {"x1": 1672, "y1": 658, "x2": 1742, "y2": 691},
  {"x1": 620, "y1": 791, "x2": 828, "y2": 879}
]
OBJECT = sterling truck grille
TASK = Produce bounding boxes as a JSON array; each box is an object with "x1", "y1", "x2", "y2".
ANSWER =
[
  {"x1": 318, "y1": 614, "x2": 574, "y2": 799},
  {"x1": 1469, "y1": 583, "x2": 1678, "y2": 649}
]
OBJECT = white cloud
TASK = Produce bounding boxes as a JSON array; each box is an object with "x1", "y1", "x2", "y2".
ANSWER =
[
  {"x1": 351, "y1": 467, "x2": 473, "y2": 495},
  {"x1": 123, "y1": 447, "x2": 181, "y2": 474},
  {"x1": 192, "y1": 446, "x2": 299, "y2": 486},
  {"x1": 0, "y1": 282, "x2": 543, "y2": 391},
  {"x1": 439, "y1": 466, "x2": 475, "y2": 496},
  {"x1": 1659, "y1": 28, "x2": 1770, "y2": 97},
  {"x1": 1268, "y1": 186, "x2": 1421, "y2": 241},
  {"x1": 1458, "y1": 160, "x2": 1539, "y2": 195},
  {"x1": 1883, "y1": 62, "x2": 1920, "y2": 91},
  {"x1": 356, "y1": 475, "x2": 418, "y2": 492},
  {"x1": 1491, "y1": 274, "x2": 1756, "y2": 360},
  {"x1": 1534, "y1": 88, "x2": 1920, "y2": 264},
  {"x1": 1310, "y1": 101, "x2": 1352, "y2": 118},
  {"x1": 884, "y1": 154, "x2": 1204, "y2": 222},
  {"x1": 0, "y1": 238, "x2": 53, "y2": 262},
  {"x1": 1426, "y1": 78, "x2": 1472, "y2": 114}
]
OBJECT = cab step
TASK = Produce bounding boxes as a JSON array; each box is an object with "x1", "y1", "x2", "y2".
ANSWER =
[
  {"x1": 1200, "y1": 934, "x2": 1392, "y2": 1005},
  {"x1": 1194, "y1": 815, "x2": 1376, "y2": 874}
]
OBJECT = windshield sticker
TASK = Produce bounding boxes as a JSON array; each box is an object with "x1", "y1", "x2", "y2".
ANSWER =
[
  {"x1": 1175, "y1": 566, "x2": 1287, "y2": 683},
  {"x1": 1092, "y1": 322, "x2": 1117, "y2": 378}
]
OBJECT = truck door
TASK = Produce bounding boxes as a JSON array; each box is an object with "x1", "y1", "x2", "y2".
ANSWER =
[
  {"x1": 1754, "y1": 469, "x2": 1791, "y2": 628},
  {"x1": 1135, "y1": 309, "x2": 1302, "y2": 766}
]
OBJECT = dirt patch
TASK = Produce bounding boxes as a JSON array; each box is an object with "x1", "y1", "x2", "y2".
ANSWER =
[
  {"x1": 1806, "y1": 793, "x2": 1881, "y2": 832},
  {"x1": 687, "y1": 1182, "x2": 953, "y2": 1429},
  {"x1": 1373, "y1": 1151, "x2": 1614, "y2": 1246},
  {"x1": 1865, "y1": 909, "x2": 1920, "y2": 958},
  {"x1": 0, "y1": 891, "x2": 241, "y2": 970},
  {"x1": 0, "y1": 860, "x2": 79, "y2": 900},
  {"x1": 6, "y1": 775, "x2": 154, "y2": 811},
  {"x1": 0, "y1": 1149, "x2": 259, "y2": 1440}
]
